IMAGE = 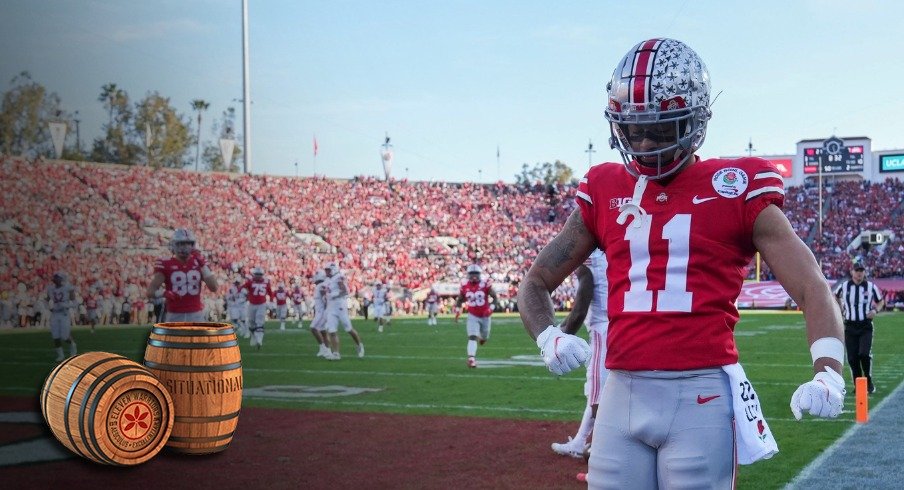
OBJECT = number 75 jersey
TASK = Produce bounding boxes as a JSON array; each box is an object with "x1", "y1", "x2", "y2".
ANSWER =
[{"x1": 576, "y1": 157, "x2": 785, "y2": 371}]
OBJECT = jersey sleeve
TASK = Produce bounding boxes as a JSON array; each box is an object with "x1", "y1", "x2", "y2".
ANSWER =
[
  {"x1": 742, "y1": 158, "x2": 785, "y2": 235},
  {"x1": 153, "y1": 258, "x2": 167, "y2": 275},
  {"x1": 575, "y1": 173, "x2": 599, "y2": 239}
]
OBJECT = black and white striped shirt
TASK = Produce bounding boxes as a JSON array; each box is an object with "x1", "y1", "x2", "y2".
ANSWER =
[{"x1": 833, "y1": 279, "x2": 882, "y2": 322}]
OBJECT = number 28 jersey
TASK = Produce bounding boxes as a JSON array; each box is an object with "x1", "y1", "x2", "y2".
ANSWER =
[
  {"x1": 154, "y1": 256, "x2": 207, "y2": 313},
  {"x1": 460, "y1": 279, "x2": 493, "y2": 318},
  {"x1": 576, "y1": 157, "x2": 784, "y2": 371}
]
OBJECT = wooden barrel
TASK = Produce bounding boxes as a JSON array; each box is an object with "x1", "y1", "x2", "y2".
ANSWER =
[
  {"x1": 40, "y1": 351, "x2": 174, "y2": 466},
  {"x1": 144, "y1": 322, "x2": 242, "y2": 455}
]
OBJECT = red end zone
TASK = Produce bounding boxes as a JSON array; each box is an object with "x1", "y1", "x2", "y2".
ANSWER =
[{"x1": 1, "y1": 397, "x2": 586, "y2": 488}]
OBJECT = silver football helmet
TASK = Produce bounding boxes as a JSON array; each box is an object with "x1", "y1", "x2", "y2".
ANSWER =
[
  {"x1": 169, "y1": 228, "x2": 196, "y2": 258},
  {"x1": 605, "y1": 38, "x2": 712, "y2": 180}
]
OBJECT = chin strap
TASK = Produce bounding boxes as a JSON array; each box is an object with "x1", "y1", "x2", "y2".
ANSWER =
[{"x1": 616, "y1": 175, "x2": 649, "y2": 228}]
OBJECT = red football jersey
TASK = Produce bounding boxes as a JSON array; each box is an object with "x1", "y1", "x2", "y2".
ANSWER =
[
  {"x1": 460, "y1": 279, "x2": 494, "y2": 318},
  {"x1": 426, "y1": 291, "x2": 439, "y2": 304},
  {"x1": 242, "y1": 279, "x2": 273, "y2": 305},
  {"x1": 291, "y1": 288, "x2": 305, "y2": 305},
  {"x1": 154, "y1": 256, "x2": 208, "y2": 313},
  {"x1": 85, "y1": 295, "x2": 98, "y2": 310},
  {"x1": 577, "y1": 157, "x2": 784, "y2": 370},
  {"x1": 275, "y1": 289, "x2": 288, "y2": 305}
]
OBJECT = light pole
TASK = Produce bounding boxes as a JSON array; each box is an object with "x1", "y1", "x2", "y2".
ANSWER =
[
  {"x1": 73, "y1": 110, "x2": 81, "y2": 154},
  {"x1": 585, "y1": 139, "x2": 595, "y2": 168},
  {"x1": 294, "y1": 161, "x2": 298, "y2": 177}
]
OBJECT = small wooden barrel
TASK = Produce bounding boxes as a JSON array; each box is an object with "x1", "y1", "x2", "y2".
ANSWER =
[
  {"x1": 40, "y1": 351, "x2": 174, "y2": 466},
  {"x1": 144, "y1": 322, "x2": 242, "y2": 455}
]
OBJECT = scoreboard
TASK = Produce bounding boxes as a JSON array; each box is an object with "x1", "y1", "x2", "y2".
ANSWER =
[{"x1": 802, "y1": 136, "x2": 865, "y2": 174}]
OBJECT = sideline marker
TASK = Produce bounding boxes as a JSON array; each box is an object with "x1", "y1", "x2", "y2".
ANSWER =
[{"x1": 855, "y1": 376, "x2": 868, "y2": 424}]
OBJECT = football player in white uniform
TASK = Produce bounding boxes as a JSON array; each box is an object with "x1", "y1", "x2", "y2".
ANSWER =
[
  {"x1": 310, "y1": 272, "x2": 332, "y2": 357},
  {"x1": 323, "y1": 263, "x2": 364, "y2": 359},
  {"x1": 46, "y1": 272, "x2": 77, "y2": 362},
  {"x1": 551, "y1": 250, "x2": 610, "y2": 460},
  {"x1": 227, "y1": 279, "x2": 249, "y2": 338},
  {"x1": 372, "y1": 282, "x2": 390, "y2": 333}
]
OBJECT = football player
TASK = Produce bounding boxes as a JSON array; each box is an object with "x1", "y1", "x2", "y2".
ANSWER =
[
  {"x1": 518, "y1": 38, "x2": 846, "y2": 488},
  {"x1": 46, "y1": 272, "x2": 77, "y2": 361},
  {"x1": 309, "y1": 272, "x2": 332, "y2": 358},
  {"x1": 146, "y1": 228, "x2": 218, "y2": 322},
  {"x1": 290, "y1": 280, "x2": 307, "y2": 329},
  {"x1": 455, "y1": 264, "x2": 499, "y2": 368},
  {"x1": 372, "y1": 282, "x2": 391, "y2": 333},
  {"x1": 551, "y1": 250, "x2": 609, "y2": 460},
  {"x1": 274, "y1": 283, "x2": 289, "y2": 330},
  {"x1": 424, "y1": 287, "x2": 440, "y2": 326},
  {"x1": 226, "y1": 278, "x2": 249, "y2": 338},
  {"x1": 323, "y1": 263, "x2": 364, "y2": 359},
  {"x1": 242, "y1": 267, "x2": 273, "y2": 349}
]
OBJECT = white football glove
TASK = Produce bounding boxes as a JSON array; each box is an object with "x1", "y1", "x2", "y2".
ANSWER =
[
  {"x1": 536, "y1": 325, "x2": 591, "y2": 376},
  {"x1": 790, "y1": 366, "x2": 846, "y2": 420}
]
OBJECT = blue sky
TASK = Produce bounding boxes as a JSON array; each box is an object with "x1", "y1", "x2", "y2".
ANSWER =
[{"x1": 1, "y1": 0, "x2": 902, "y2": 182}]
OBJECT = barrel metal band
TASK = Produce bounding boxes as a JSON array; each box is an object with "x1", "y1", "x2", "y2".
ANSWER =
[
  {"x1": 63, "y1": 355, "x2": 129, "y2": 462},
  {"x1": 151, "y1": 327, "x2": 235, "y2": 337},
  {"x1": 168, "y1": 431, "x2": 235, "y2": 443},
  {"x1": 144, "y1": 360, "x2": 242, "y2": 372},
  {"x1": 167, "y1": 443, "x2": 231, "y2": 454},
  {"x1": 174, "y1": 410, "x2": 241, "y2": 423},
  {"x1": 89, "y1": 370, "x2": 160, "y2": 461},
  {"x1": 147, "y1": 339, "x2": 238, "y2": 349}
]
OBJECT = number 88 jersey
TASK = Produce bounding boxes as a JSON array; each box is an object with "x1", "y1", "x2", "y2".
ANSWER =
[
  {"x1": 154, "y1": 256, "x2": 206, "y2": 313},
  {"x1": 576, "y1": 157, "x2": 784, "y2": 370}
]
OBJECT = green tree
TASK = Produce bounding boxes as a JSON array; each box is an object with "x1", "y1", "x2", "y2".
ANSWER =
[
  {"x1": 190, "y1": 99, "x2": 210, "y2": 171},
  {"x1": 514, "y1": 160, "x2": 576, "y2": 186},
  {"x1": 134, "y1": 92, "x2": 192, "y2": 168},
  {"x1": 201, "y1": 106, "x2": 242, "y2": 172},
  {"x1": 91, "y1": 84, "x2": 141, "y2": 164},
  {"x1": 0, "y1": 71, "x2": 64, "y2": 157}
]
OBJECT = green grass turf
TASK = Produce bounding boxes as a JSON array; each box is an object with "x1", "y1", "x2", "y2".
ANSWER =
[{"x1": 2, "y1": 311, "x2": 902, "y2": 489}]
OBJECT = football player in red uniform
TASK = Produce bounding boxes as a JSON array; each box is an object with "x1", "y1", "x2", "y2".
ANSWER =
[
  {"x1": 242, "y1": 267, "x2": 273, "y2": 349},
  {"x1": 146, "y1": 228, "x2": 218, "y2": 322},
  {"x1": 290, "y1": 280, "x2": 307, "y2": 329},
  {"x1": 518, "y1": 38, "x2": 846, "y2": 489},
  {"x1": 274, "y1": 283, "x2": 289, "y2": 330},
  {"x1": 455, "y1": 264, "x2": 499, "y2": 368}
]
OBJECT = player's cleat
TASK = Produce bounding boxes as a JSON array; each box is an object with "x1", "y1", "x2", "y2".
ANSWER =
[
  {"x1": 280, "y1": 324, "x2": 285, "y2": 330},
  {"x1": 551, "y1": 436, "x2": 586, "y2": 459},
  {"x1": 478, "y1": 337, "x2": 486, "y2": 345},
  {"x1": 326, "y1": 352, "x2": 341, "y2": 361},
  {"x1": 576, "y1": 473, "x2": 587, "y2": 483},
  {"x1": 868, "y1": 380, "x2": 877, "y2": 394},
  {"x1": 54, "y1": 353, "x2": 64, "y2": 362},
  {"x1": 357, "y1": 343, "x2": 365, "y2": 358},
  {"x1": 467, "y1": 356, "x2": 477, "y2": 368},
  {"x1": 378, "y1": 324, "x2": 383, "y2": 333},
  {"x1": 317, "y1": 345, "x2": 330, "y2": 357}
]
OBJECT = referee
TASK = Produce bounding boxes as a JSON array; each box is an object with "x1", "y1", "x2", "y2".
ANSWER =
[{"x1": 833, "y1": 259, "x2": 885, "y2": 394}]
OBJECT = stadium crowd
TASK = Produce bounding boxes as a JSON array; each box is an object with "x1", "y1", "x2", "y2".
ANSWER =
[{"x1": 1, "y1": 155, "x2": 902, "y2": 327}]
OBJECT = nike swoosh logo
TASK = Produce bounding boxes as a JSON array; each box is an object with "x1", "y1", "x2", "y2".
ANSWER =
[
  {"x1": 692, "y1": 196, "x2": 718, "y2": 204},
  {"x1": 697, "y1": 394, "x2": 721, "y2": 404}
]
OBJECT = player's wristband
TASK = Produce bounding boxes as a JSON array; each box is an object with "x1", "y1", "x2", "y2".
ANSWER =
[{"x1": 810, "y1": 337, "x2": 844, "y2": 364}]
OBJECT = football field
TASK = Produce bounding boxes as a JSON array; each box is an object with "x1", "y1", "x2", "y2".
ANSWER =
[{"x1": 1, "y1": 311, "x2": 902, "y2": 489}]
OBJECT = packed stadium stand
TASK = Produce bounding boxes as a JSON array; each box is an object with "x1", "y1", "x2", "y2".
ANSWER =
[{"x1": 1, "y1": 155, "x2": 902, "y2": 326}]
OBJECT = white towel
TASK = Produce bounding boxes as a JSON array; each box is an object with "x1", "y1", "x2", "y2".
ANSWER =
[{"x1": 722, "y1": 363, "x2": 779, "y2": 464}]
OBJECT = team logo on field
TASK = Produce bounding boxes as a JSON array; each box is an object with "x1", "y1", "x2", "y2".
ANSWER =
[{"x1": 711, "y1": 167, "x2": 748, "y2": 198}]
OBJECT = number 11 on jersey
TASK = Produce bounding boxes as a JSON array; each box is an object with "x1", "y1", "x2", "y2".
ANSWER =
[{"x1": 623, "y1": 214, "x2": 693, "y2": 313}]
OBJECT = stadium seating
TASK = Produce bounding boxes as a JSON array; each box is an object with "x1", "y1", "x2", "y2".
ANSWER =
[{"x1": 1, "y1": 155, "x2": 901, "y2": 324}]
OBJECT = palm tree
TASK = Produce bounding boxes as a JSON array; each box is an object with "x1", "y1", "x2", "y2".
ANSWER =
[{"x1": 191, "y1": 99, "x2": 210, "y2": 171}]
